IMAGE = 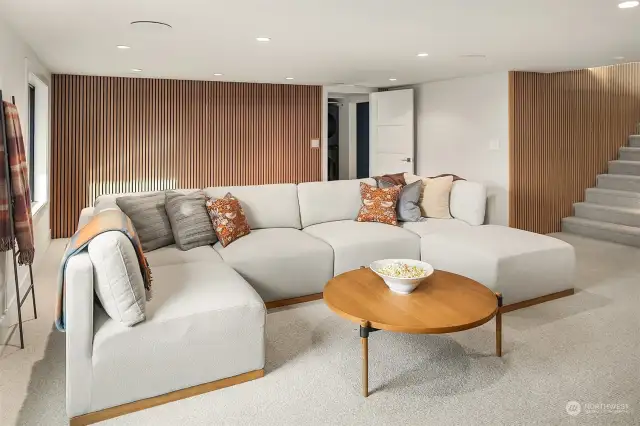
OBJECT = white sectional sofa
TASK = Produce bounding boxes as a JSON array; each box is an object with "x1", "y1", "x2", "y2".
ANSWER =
[{"x1": 65, "y1": 178, "x2": 575, "y2": 423}]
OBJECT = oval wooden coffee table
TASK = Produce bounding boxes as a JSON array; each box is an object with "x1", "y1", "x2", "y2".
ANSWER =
[{"x1": 323, "y1": 267, "x2": 502, "y2": 397}]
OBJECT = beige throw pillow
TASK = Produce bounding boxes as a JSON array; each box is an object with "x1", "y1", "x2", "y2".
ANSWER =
[{"x1": 404, "y1": 173, "x2": 454, "y2": 219}]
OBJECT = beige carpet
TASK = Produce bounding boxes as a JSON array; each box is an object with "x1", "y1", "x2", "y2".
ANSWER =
[{"x1": 1, "y1": 233, "x2": 639, "y2": 425}]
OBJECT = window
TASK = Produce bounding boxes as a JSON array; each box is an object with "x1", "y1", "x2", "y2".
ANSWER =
[{"x1": 28, "y1": 84, "x2": 35, "y2": 202}]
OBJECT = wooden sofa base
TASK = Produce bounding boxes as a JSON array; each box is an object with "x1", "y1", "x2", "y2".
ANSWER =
[
  {"x1": 500, "y1": 288, "x2": 575, "y2": 313},
  {"x1": 265, "y1": 289, "x2": 575, "y2": 313},
  {"x1": 69, "y1": 369, "x2": 264, "y2": 426},
  {"x1": 265, "y1": 293, "x2": 323, "y2": 309}
]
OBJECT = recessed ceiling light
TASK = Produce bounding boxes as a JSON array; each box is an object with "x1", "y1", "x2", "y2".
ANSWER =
[
  {"x1": 130, "y1": 20, "x2": 172, "y2": 29},
  {"x1": 614, "y1": 56, "x2": 625, "y2": 60},
  {"x1": 618, "y1": 1, "x2": 639, "y2": 8},
  {"x1": 131, "y1": 68, "x2": 142, "y2": 73},
  {"x1": 417, "y1": 53, "x2": 429, "y2": 57},
  {"x1": 389, "y1": 78, "x2": 397, "y2": 81},
  {"x1": 460, "y1": 54, "x2": 487, "y2": 58},
  {"x1": 256, "y1": 37, "x2": 271, "y2": 42},
  {"x1": 213, "y1": 73, "x2": 223, "y2": 76},
  {"x1": 116, "y1": 45, "x2": 131, "y2": 49},
  {"x1": 285, "y1": 77, "x2": 294, "y2": 80}
]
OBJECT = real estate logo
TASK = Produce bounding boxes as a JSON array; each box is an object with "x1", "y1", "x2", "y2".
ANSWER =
[{"x1": 566, "y1": 401, "x2": 582, "y2": 416}]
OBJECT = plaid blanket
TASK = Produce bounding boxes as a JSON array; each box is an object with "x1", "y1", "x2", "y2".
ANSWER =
[
  {"x1": 0, "y1": 101, "x2": 35, "y2": 265},
  {"x1": 55, "y1": 209, "x2": 153, "y2": 332}
]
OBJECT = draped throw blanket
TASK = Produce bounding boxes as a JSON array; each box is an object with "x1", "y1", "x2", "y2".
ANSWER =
[
  {"x1": 0, "y1": 101, "x2": 35, "y2": 265},
  {"x1": 55, "y1": 209, "x2": 153, "y2": 331}
]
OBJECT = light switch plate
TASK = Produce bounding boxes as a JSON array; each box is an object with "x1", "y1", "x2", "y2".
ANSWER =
[
  {"x1": 489, "y1": 139, "x2": 500, "y2": 150},
  {"x1": 311, "y1": 139, "x2": 320, "y2": 148}
]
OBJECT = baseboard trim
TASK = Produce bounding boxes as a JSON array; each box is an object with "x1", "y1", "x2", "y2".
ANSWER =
[
  {"x1": 69, "y1": 369, "x2": 265, "y2": 426},
  {"x1": 265, "y1": 293, "x2": 323, "y2": 309},
  {"x1": 501, "y1": 289, "x2": 575, "y2": 313}
]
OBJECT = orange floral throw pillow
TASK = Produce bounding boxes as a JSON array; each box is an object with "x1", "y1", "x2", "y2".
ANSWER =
[
  {"x1": 356, "y1": 182, "x2": 401, "y2": 226},
  {"x1": 205, "y1": 193, "x2": 251, "y2": 247}
]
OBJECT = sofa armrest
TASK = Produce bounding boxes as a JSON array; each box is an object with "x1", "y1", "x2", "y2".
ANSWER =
[
  {"x1": 77, "y1": 207, "x2": 95, "y2": 231},
  {"x1": 65, "y1": 252, "x2": 94, "y2": 417},
  {"x1": 450, "y1": 181, "x2": 487, "y2": 226}
]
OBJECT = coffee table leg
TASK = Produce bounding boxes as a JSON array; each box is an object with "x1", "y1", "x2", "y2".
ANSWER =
[
  {"x1": 496, "y1": 293, "x2": 503, "y2": 357},
  {"x1": 360, "y1": 320, "x2": 370, "y2": 397}
]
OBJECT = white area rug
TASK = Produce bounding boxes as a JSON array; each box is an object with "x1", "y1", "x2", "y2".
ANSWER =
[{"x1": 3, "y1": 234, "x2": 640, "y2": 425}]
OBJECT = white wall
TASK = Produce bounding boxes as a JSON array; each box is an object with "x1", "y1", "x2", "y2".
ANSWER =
[
  {"x1": 0, "y1": 17, "x2": 51, "y2": 347},
  {"x1": 413, "y1": 72, "x2": 510, "y2": 225}
]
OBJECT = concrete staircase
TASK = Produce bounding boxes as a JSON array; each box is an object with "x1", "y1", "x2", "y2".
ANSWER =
[{"x1": 562, "y1": 134, "x2": 640, "y2": 247}]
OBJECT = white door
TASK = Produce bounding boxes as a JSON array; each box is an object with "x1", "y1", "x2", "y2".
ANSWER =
[{"x1": 369, "y1": 89, "x2": 414, "y2": 176}]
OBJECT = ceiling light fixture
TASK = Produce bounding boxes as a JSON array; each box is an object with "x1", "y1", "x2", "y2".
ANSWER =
[
  {"x1": 256, "y1": 37, "x2": 271, "y2": 42},
  {"x1": 130, "y1": 20, "x2": 172, "y2": 29},
  {"x1": 618, "y1": 1, "x2": 639, "y2": 8},
  {"x1": 116, "y1": 45, "x2": 131, "y2": 49},
  {"x1": 417, "y1": 53, "x2": 429, "y2": 57},
  {"x1": 131, "y1": 68, "x2": 142, "y2": 73},
  {"x1": 614, "y1": 56, "x2": 625, "y2": 60},
  {"x1": 213, "y1": 73, "x2": 223, "y2": 76},
  {"x1": 389, "y1": 78, "x2": 397, "y2": 81},
  {"x1": 285, "y1": 77, "x2": 294, "y2": 80}
]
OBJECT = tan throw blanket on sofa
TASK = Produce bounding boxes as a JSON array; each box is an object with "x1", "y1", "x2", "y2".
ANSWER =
[{"x1": 55, "y1": 209, "x2": 153, "y2": 332}]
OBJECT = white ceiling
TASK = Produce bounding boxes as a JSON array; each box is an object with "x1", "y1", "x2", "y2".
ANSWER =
[{"x1": 1, "y1": 0, "x2": 639, "y2": 87}]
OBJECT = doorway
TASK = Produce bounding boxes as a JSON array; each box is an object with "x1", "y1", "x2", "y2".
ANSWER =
[{"x1": 323, "y1": 88, "x2": 373, "y2": 181}]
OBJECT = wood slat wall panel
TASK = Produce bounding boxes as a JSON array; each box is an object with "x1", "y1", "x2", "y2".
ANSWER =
[
  {"x1": 509, "y1": 64, "x2": 640, "y2": 234},
  {"x1": 51, "y1": 75, "x2": 322, "y2": 238}
]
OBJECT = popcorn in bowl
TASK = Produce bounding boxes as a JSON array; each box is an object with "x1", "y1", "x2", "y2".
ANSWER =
[
  {"x1": 370, "y1": 259, "x2": 435, "y2": 294},
  {"x1": 376, "y1": 262, "x2": 427, "y2": 279}
]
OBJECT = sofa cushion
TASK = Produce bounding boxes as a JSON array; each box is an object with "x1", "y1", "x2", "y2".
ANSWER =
[
  {"x1": 303, "y1": 220, "x2": 421, "y2": 275},
  {"x1": 356, "y1": 182, "x2": 401, "y2": 226},
  {"x1": 297, "y1": 178, "x2": 376, "y2": 228},
  {"x1": 420, "y1": 225, "x2": 575, "y2": 304},
  {"x1": 116, "y1": 192, "x2": 174, "y2": 251},
  {"x1": 165, "y1": 190, "x2": 217, "y2": 250},
  {"x1": 401, "y1": 218, "x2": 471, "y2": 236},
  {"x1": 206, "y1": 194, "x2": 251, "y2": 247},
  {"x1": 88, "y1": 232, "x2": 146, "y2": 327},
  {"x1": 145, "y1": 244, "x2": 223, "y2": 268},
  {"x1": 214, "y1": 228, "x2": 334, "y2": 302},
  {"x1": 91, "y1": 262, "x2": 265, "y2": 412},
  {"x1": 450, "y1": 180, "x2": 487, "y2": 226},
  {"x1": 94, "y1": 189, "x2": 198, "y2": 214},
  {"x1": 204, "y1": 184, "x2": 301, "y2": 230},
  {"x1": 380, "y1": 179, "x2": 422, "y2": 222}
]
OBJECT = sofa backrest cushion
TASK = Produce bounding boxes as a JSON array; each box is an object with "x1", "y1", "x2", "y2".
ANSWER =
[
  {"x1": 94, "y1": 189, "x2": 198, "y2": 214},
  {"x1": 449, "y1": 180, "x2": 487, "y2": 226},
  {"x1": 298, "y1": 178, "x2": 376, "y2": 228},
  {"x1": 204, "y1": 184, "x2": 301, "y2": 230}
]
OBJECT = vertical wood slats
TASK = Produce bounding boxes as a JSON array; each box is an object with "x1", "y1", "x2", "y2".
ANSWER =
[
  {"x1": 51, "y1": 75, "x2": 322, "y2": 238},
  {"x1": 509, "y1": 63, "x2": 640, "y2": 234}
]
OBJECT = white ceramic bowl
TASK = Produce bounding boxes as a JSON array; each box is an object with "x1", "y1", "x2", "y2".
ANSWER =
[{"x1": 370, "y1": 259, "x2": 434, "y2": 294}]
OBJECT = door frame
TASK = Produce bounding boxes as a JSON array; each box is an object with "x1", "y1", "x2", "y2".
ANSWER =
[{"x1": 321, "y1": 85, "x2": 377, "y2": 181}]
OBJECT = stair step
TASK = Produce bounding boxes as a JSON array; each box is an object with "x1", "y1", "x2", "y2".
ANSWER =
[
  {"x1": 574, "y1": 202, "x2": 640, "y2": 227},
  {"x1": 609, "y1": 160, "x2": 640, "y2": 176},
  {"x1": 597, "y1": 174, "x2": 640, "y2": 192},
  {"x1": 619, "y1": 147, "x2": 640, "y2": 161},
  {"x1": 630, "y1": 135, "x2": 640, "y2": 148},
  {"x1": 585, "y1": 187, "x2": 640, "y2": 208},
  {"x1": 562, "y1": 217, "x2": 640, "y2": 248}
]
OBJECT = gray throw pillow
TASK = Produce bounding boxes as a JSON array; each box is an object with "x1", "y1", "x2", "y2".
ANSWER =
[
  {"x1": 116, "y1": 192, "x2": 174, "y2": 251},
  {"x1": 379, "y1": 179, "x2": 423, "y2": 222},
  {"x1": 165, "y1": 191, "x2": 217, "y2": 251}
]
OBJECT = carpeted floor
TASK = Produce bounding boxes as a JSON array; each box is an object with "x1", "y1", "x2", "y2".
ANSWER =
[{"x1": 1, "y1": 233, "x2": 639, "y2": 425}]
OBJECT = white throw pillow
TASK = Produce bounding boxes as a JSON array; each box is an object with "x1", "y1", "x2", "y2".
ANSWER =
[
  {"x1": 88, "y1": 231, "x2": 146, "y2": 326},
  {"x1": 404, "y1": 173, "x2": 454, "y2": 219}
]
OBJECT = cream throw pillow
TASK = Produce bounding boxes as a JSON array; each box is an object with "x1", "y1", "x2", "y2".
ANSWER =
[{"x1": 404, "y1": 173, "x2": 454, "y2": 219}]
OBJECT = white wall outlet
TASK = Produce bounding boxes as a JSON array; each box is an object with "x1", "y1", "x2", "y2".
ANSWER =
[
  {"x1": 311, "y1": 139, "x2": 320, "y2": 148},
  {"x1": 489, "y1": 139, "x2": 500, "y2": 150}
]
